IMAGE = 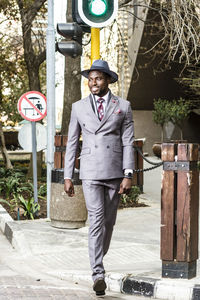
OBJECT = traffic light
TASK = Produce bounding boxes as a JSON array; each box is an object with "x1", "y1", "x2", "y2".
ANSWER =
[
  {"x1": 73, "y1": 0, "x2": 118, "y2": 28},
  {"x1": 56, "y1": 23, "x2": 83, "y2": 58}
]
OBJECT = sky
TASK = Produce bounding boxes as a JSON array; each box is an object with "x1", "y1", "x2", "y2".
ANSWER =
[{"x1": 54, "y1": 0, "x2": 67, "y2": 129}]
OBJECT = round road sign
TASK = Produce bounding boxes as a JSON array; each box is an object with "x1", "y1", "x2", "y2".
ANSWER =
[
  {"x1": 17, "y1": 91, "x2": 47, "y2": 122},
  {"x1": 18, "y1": 123, "x2": 47, "y2": 152}
]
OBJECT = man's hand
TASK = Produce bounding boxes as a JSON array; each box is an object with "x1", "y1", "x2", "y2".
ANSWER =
[
  {"x1": 64, "y1": 179, "x2": 75, "y2": 197},
  {"x1": 118, "y1": 178, "x2": 132, "y2": 195}
]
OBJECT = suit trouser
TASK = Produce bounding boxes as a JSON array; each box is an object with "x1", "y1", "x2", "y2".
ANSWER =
[{"x1": 82, "y1": 178, "x2": 121, "y2": 281}]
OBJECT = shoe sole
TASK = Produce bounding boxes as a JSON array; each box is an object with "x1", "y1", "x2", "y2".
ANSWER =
[{"x1": 96, "y1": 290, "x2": 105, "y2": 296}]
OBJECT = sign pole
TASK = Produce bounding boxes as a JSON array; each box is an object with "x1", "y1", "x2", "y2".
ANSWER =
[
  {"x1": 17, "y1": 90, "x2": 47, "y2": 213},
  {"x1": 31, "y1": 122, "x2": 38, "y2": 204},
  {"x1": 91, "y1": 27, "x2": 100, "y2": 65},
  {"x1": 46, "y1": 0, "x2": 55, "y2": 219}
]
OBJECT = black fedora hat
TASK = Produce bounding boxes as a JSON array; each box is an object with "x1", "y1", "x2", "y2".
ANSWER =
[{"x1": 81, "y1": 60, "x2": 118, "y2": 83}]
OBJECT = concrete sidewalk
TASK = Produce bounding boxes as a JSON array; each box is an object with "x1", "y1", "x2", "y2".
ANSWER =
[{"x1": 0, "y1": 157, "x2": 200, "y2": 300}]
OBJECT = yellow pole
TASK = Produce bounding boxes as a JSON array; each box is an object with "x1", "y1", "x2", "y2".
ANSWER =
[{"x1": 91, "y1": 27, "x2": 100, "y2": 65}]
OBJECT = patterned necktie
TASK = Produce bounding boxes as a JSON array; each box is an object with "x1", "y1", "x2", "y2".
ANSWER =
[{"x1": 97, "y1": 98, "x2": 105, "y2": 121}]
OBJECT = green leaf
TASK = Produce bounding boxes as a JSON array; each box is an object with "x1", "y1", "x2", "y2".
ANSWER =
[{"x1": 0, "y1": 198, "x2": 11, "y2": 207}]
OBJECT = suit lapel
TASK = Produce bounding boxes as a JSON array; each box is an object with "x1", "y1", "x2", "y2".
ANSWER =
[
  {"x1": 89, "y1": 94, "x2": 95, "y2": 114},
  {"x1": 82, "y1": 93, "x2": 119, "y2": 133},
  {"x1": 96, "y1": 94, "x2": 119, "y2": 131},
  {"x1": 83, "y1": 95, "x2": 101, "y2": 126}
]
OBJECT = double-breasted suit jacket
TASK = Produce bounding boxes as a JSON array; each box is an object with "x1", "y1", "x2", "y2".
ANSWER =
[{"x1": 64, "y1": 92, "x2": 135, "y2": 180}]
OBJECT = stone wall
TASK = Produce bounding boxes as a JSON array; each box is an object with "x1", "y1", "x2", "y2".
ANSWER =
[{"x1": 133, "y1": 110, "x2": 161, "y2": 156}]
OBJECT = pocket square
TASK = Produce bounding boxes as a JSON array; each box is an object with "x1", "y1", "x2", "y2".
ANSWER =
[{"x1": 114, "y1": 109, "x2": 121, "y2": 114}]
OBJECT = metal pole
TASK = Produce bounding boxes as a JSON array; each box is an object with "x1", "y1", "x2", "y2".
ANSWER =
[
  {"x1": 31, "y1": 122, "x2": 38, "y2": 203},
  {"x1": 91, "y1": 27, "x2": 100, "y2": 64},
  {"x1": 46, "y1": 0, "x2": 55, "y2": 219}
]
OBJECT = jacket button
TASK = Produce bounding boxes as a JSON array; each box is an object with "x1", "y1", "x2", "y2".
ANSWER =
[
  {"x1": 83, "y1": 123, "x2": 85, "y2": 126},
  {"x1": 95, "y1": 145, "x2": 98, "y2": 148},
  {"x1": 107, "y1": 145, "x2": 110, "y2": 148}
]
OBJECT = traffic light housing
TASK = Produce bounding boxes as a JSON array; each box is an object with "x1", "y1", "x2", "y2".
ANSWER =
[
  {"x1": 56, "y1": 23, "x2": 83, "y2": 58},
  {"x1": 73, "y1": 0, "x2": 118, "y2": 28}
]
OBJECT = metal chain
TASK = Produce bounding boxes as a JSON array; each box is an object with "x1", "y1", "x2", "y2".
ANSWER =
[
  {"x1": 133, "y1": 146, "x2": 163, "y2": 173},
  {"x1": 133, "y1": 162, "x2": 163, "y2": 173}
]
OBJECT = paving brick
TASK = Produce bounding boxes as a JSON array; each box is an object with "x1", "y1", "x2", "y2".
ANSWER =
[{"x1": 0, "y1": 275, "x2": 96, "y2": 299}]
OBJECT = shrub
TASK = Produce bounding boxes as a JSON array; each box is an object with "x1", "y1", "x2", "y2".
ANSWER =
[
  {"x1": 152, "y1": 99, "x2": 171, "y2": 141},
  {"x1": 153, "y1": 98, "x2": 191, "y2": 141},
  {"x1": 19, "y1": 195, "x2": 40, "y2": 220},
  {"x1": 120, "y1": 186, "x2": 141, "y2": 207},
  {"x1": 168, "y1": 98, "x2": 191, "y2": 140}
]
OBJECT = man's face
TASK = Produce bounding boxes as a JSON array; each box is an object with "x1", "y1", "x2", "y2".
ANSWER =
[{"x1": 88, "y1": 70, "x2": 110, "y2": 97}]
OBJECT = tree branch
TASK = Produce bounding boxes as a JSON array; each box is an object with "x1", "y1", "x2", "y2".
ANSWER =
[
  {"x1": 119, "y1": 0, "x2": 133, "y2": 8},
  {"x1": 36, "y1": 49, "x2": 46, "y2": 66},
  {"x1": 26, "y1": 0, "x2": 46, "y2": 24}
]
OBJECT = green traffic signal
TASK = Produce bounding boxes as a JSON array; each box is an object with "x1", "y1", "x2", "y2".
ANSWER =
[
  {"x1": 89, "y1": 0, "x2": 108, "y2": 16},
  {"x1": 74, "y1": 0, "x2": 118, "y2": 28}
]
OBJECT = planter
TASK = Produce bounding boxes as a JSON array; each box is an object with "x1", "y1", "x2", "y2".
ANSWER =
[
  {"x1": 50, "y1": 169, "x2": 87, "y2": 229},
  {"x1": 164, "y1": 121, "x2": 175, "y2": 141},
  {"x1": 153, "y1": 140, "x2": 188, "y2": 158},
  {"x1": 152, "y1": 142, "x2": 162, "y2": 158}
]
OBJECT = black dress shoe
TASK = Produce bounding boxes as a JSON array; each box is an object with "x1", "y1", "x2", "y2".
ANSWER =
[
  {"x1": 93, "y1": 278, "x2": 107, "y2": 296},
  {"x1": 96, "y1": 290, "x2": 105, "y2": 296}
]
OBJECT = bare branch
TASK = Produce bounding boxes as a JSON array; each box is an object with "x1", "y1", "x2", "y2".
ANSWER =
[
  {"x1": 26, "y1": 0, "x2": 46, "y2": 24},
  {"x1": 159, "y1": 0, "x2": 200, "y2": 67},
  {"x1": 119, "y1": 0, "x2": 133, "y2": 8}
]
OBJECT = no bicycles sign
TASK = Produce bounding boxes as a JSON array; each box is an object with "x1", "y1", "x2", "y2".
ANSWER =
[{"x1": 17, "y1": 91, "x2": 47, "y2": 122}]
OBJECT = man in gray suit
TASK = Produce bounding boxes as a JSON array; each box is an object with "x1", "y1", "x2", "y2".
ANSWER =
[{"x1": 64, "y1": 60, "x2": 134, "y2": 296}]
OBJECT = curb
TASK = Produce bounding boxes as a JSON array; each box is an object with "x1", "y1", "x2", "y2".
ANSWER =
[
  {"x1": 0, "y1": 205, "x2": 31, "y2": 255},
  {"x1": 121, "y1": 276, "x2": 200, "y2": 300},
  {"x1": 0, "y1": 204, "x2": 200, "y2": 300},
  {"x1": 121, "y1": 276, "x2": 158, "y2": 297},
  {"x1": 193, "y1": 285, "x2": 200, "y2": 300}
]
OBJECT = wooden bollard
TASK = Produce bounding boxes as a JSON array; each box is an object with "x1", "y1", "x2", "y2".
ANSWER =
[
  {"x1": 54, "y1": 135, "x2": 67, "y2": 169},
  {"x1": 54, "y1": 135, "x2": 80, "y2": 169},
  {"x1": 161, "y1": 143, "x2": 199, "y2": 279},
  {"x1": 133, "y1": 140, "x2": 144, "y2": 192}
]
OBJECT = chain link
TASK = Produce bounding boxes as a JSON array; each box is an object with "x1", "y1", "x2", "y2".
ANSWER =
[{"x1": 133, "y1": 146, "x2": 163, "y2": 173}]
